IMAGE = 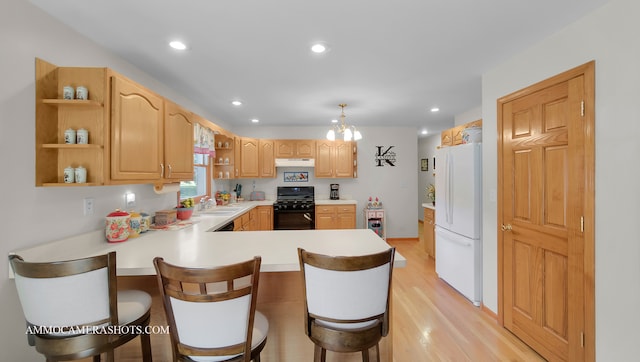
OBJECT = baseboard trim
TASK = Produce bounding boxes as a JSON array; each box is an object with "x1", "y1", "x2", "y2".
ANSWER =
[
  {"x1": 481, "y1": 304, "x2": 498, "y2": 320},
  {"x1": 386, "y1": 237, "x2": 419, "y2": 243}
]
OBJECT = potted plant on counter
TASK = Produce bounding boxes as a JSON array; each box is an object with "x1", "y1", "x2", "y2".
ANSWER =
[{"x1": 176, "y1": 198, "x2": 194, "y2": 220}]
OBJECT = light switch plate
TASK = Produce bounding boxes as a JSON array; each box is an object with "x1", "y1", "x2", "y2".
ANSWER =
[{"x1": 125, "y1": 192, "x2": 136, "y2": 208}]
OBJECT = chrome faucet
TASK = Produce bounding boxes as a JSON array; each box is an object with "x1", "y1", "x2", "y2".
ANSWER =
[{"x1": 199, "y1": 196, "x2": 211, "y2": 211}]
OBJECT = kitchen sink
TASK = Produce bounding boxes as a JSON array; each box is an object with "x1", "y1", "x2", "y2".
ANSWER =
[{"x1": 200, "y1": 207, "x2": 244, "y2": 215}]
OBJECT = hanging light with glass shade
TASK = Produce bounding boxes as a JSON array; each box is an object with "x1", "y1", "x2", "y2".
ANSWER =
[{"x1": 326, "y1": 103, "x2": 362, "y2": 141}]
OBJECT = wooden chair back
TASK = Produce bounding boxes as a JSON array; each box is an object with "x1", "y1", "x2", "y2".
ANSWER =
[
  {"x1": 298, "y1": 247, "x2": 395, "y2": 361},
  {"x1": 9, "y1": 252, "x2": 124, "y2": 361},
  {"x1": 154, "y1": 256, "x2": 262, "y2": 362}
]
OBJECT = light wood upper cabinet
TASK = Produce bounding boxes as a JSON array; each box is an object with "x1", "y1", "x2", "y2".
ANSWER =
[
  {"x1": 334, "y1": 141, "x2": 354, "y2": 178},
  {"x1": 274, "y1": 140, "x2": 316, "y2": 158},
  {"x1": 452, "y1": 125, "x2": 465, "y2": 145},
  {"x1": 213, "y1": 133, "x2": 234, "y2": 180},
  {"x1": 110, "y1": 75, "x2": 164, "y2": 181},
  {"x1": 259, "y1": 139, "x2": 275, "y2": 178},
  {"x1": 35, "y1": 59, "x2": 109, "y2": 186},
  {"x1": 237, "y1": 137, "x2": 260, "y2": 178},
  {"x1": 315, "y1": 140, "x2": 356, "y2": 178},
  {"x1": 440, "y1": 119, "x2": 482, "y2": 146},
  {"x1": 441, "y1": 129, "x2": 453, "y2": 146},
  {"x1": 163, "y1": 101, "x2": 194, "y2": 181}
]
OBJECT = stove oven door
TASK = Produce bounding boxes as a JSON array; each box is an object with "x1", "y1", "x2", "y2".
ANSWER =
[{"x1": 274, "y1": 209, "x2": 315, "y2": 230}]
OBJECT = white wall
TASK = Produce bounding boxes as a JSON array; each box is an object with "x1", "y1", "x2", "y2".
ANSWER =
[
  {"x1": 236, "y1": 126, "x2": 419, "y2": 238},
  {"x1": 0, "y1": 1, "x2": 227, "y2": 360},
  {"x1": 482, "y1": 0, "x2": 640, "y2": 359},
  {"x1": 454, "y1": 106, "x2": 482, "y2": 126},
  {"x1": 417, "y1": 134, "x2": 439, "y2": 220}
]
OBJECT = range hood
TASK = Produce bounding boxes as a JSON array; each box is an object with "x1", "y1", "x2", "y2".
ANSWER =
[{"x1": 274, "y1": 158, "x2": 315, "y2": 167}]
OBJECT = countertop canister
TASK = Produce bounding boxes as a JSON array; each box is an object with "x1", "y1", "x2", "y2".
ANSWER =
[
  {"x1": 128, "y1": 211, "x2": 142, "y2": 238},
  {"x1": 139, "y1": 211, "x2": 151, "y2": 233},
  {"x1": 105, "y1": 209, "x2": 130, "y2": 243}
]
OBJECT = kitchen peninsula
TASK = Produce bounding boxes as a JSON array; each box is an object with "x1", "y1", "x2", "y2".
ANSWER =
[{"x1": 9, "y1": 201, "x2": 405, "y2": 361}]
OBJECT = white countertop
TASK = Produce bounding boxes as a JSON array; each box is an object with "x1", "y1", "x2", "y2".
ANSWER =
[
  {"x1": 314, "y1": 199, "x2": 357, "y2": 205},
  {"x1": 10, "y1": 201, "x2": 404, "y2": 276},
  {"x1": 422, "y1": 203, "x2": 436, "y2": 210}
]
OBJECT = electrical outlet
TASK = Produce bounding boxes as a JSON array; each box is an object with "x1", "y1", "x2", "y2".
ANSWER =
[
  {"x1": 84, "y1": 198, "x2": 94, "y2": 216},
  {"x1": 125, "y1": 192, "x2": 136, "y2": 209}
]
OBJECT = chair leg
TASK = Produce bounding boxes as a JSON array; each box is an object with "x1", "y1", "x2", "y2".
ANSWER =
[
  {"x1": 140, "y1": 332, "x2": 153, "y2": 362},
  {"x1": 105, "y1": 350, "x2": 114, "y2": 362},
  {"x1": 254, "y1": 353, "x2": 260, "y2": 362},
  {"x1": 93, "y1": 354, "x2": 101, "y2": 362},
  {"x1": 362, "y1": 348, "x2": 370, "y2": 362},
  {"x1": 314, "y1": 345, "x2": 326, "y2": 362}
]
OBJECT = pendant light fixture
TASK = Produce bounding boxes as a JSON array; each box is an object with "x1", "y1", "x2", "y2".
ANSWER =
[{"x1": 326, "y1": 104, "x2": 362, "y2": 141}]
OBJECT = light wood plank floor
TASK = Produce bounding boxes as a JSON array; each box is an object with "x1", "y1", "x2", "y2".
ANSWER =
[{"x1": 81, "y1": 224, "x2": 545, "y2": 361}]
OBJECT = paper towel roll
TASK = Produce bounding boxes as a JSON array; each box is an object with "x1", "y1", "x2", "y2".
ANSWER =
[{"x1": 153, "y1": 183, "x2": 180, "y2": 194}]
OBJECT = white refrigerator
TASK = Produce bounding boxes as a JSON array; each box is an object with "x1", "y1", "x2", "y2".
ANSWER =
[{"x1": 435, "y1": 143, "x2": 482, "y2": 306}]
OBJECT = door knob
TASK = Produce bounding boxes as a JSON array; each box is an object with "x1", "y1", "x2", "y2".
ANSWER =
[{"x1": 501, "y1": 224, "x2": 513, "y2": 232}]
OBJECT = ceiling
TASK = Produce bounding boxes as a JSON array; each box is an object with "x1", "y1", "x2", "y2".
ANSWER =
[{"x1": 30, "y1": 0, "x2": 609, "y2": 137}]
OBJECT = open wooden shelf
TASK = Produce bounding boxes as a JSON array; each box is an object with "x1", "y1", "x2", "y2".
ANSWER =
[
  {"x1": 42, "y1": 99, "x2": 103, "y2": 107},
  {"x1": 41, "y1": 144, "x2": 103, "y2": 149},
  {"x1": 41, "y1": 182, "x2": 102, "y2": 187}
]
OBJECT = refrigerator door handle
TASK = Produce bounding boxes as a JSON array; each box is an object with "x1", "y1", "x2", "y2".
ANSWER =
[
  {"x1": 445, "y1": 235, "x2": 472, "y2": 248},
  {"x1": 446, "y1": 152, "x2": 453, "y2": 224}
]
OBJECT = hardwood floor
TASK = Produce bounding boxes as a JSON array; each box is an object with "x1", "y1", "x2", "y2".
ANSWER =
[{"x1": 84, "y1": 224, "x2": 545, "y2": 361}]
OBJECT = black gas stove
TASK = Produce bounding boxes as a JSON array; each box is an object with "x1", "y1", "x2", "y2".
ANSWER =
[{"x1": 273, "y1": 186, "x2": 315, "y2": 229}]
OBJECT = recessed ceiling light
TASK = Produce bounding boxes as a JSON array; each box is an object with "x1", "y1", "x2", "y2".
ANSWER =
[
  {"x1": 331, "y1": 119, "x2": 338, "y2": 123},
  {"x1": 430, "y1": 107, "x2": 440, "y2": 112},
  {"x1": 421, "y1": 130, "x2": 428, "y2": 135},
  {"x1": 169, "y1": 41, "x2": 187, "y2": 50},
  {"x1": 231, "y1": 100, "x2": 243, "y2": 106},
  {"x1": 311, "y1": 43, "x2": 326, "y2": 53},
  {"x1": 251, "y1": 119, "x2": 260, "y2": 124}
]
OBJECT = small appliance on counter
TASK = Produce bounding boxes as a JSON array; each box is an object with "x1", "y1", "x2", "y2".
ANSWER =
[
  {"x1": 330, "y1": 184, "x2": 339, "y2": 200},
  {"x1": 250, "y1": 191, "x2": 266, "y2": 201}
]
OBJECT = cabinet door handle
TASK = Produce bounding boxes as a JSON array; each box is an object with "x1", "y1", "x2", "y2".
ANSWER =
[
  {"x1": 160, "y1": 163, "x2": 164, "y2": 177},
  {"x1": 167, "y1": 164, "x2": 172, "y2": 178}
]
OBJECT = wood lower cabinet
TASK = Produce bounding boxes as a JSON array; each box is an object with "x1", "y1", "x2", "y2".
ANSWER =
[
  {"x1": 234, "y1": 207, "x2": 266, "y2": 231},
  {"x1": 315, "y1": 204, "x2": 356, "y2": 229},
  {"x1": 315, "y1": 140, "x2": 357, "y2": 178},
  {"x1": 233, "y1": 211, "x2": 250, "y2": 231},
  {"x1": 423, "y1": 207, "x2": 435, "y2": 258},
  {"x1": 274, "y1": 140, "x2": 316, "y2": 158},
  {"x1": 257, "y1": 206, "x2": 273, "y2": 230}
]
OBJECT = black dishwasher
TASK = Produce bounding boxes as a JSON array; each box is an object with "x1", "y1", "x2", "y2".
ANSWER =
[{"x1": 214, "y1": 220, "x2": 235, "y2": 231}]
